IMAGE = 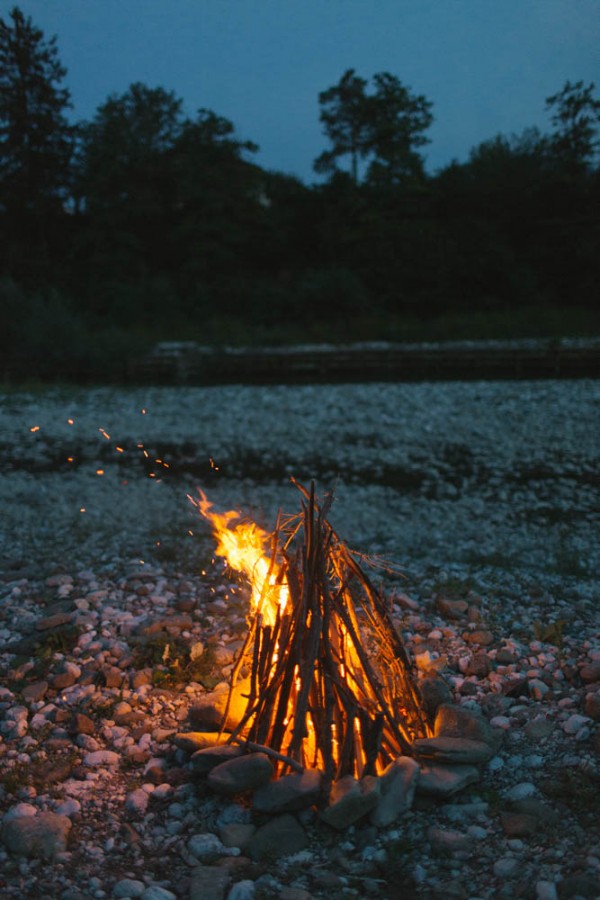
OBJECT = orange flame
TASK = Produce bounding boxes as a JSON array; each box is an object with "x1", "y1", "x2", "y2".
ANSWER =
[{"x1": 189, "y1": 491, "x2": 289, "y2": 627}]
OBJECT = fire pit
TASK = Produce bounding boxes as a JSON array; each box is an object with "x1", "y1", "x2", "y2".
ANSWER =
[{"x1": 189, "y1": 481, "x2": 432, "y2": 787}]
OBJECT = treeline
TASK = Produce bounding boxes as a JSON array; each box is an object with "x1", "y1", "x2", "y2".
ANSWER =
[{"x1": 1, "y1": 7, "x2": 599, "y2": 380}]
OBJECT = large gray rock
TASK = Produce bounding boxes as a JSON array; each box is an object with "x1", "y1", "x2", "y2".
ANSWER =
[
  {"x1": 207, "y1": 753, "x2": 274, "y2": 794},
  {"x1": 319, "y1": 774, "x2": 380, "y2": 830},
  {"x1": 189, "y1": 680, "x2": 251, "y2": 732},
  {"x1": 417, "y1": 763, "x2": 480, "y2": 797},
  {"x1": 434, "y1": 703, "x2": 498, "y2": 748},
  {"x1": 253, "y1": 768, "x2": 323, "y2": 813},
  {"x1": 174, "y1": 731, "x2": 233, "y2": 753},
  {"x1": 370, "y1": 756, "x2": 419, "y2": 827},
  {"x1": 413, "y1": 736, "x2": 494, "y2": 765},
  {"x1": 2, "y1": 811, "x2": 72, "y2": 859},
  {"x1": 190, "y1": 745, "x2": 243, "y2": 774},
  {"x1": 246, "y1": 813, "x2": 308, "y2": 862}
]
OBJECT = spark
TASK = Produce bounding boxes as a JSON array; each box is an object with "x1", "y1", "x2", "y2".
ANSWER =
[
  {"x1": 79, "y1": 507, "x2": 86, "y2": 513},
  {"x1": 96, "y1": 469, "x2": 104, "y2": 476},
  {"x1": 29, "y1": 425, "x2": 40, "y2": 433},
  {"x1": 67, "y1": 418, "x2": 74, "y2": 425},
  {"x1": 99, "y1": 428, "x2": 110, "y2": 440},
  {"x1": 116, "y1": 446, "x2": 124, "y2": 453}
]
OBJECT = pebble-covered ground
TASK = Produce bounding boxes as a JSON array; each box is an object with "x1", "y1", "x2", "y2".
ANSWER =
[{"x1": 0, "y1": 380, "x2": 599, "y2": 899}]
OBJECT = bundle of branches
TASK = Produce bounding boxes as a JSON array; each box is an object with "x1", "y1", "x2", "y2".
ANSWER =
[{"x1": 224, "y1": 481, "x2": 432, "y2": 781}]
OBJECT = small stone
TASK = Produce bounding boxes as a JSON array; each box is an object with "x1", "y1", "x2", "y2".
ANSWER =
[
  {"x1": 464, "y1": 630, "x2": 494, "y2": 646},
  {"x1": 188, "y1": 832, "x2": 234, "y2": 863},
  {"x1": 113, "y1": 878, "x2": 146, "y2": 898},
  {"x1": 427, "y1": 825, "x2": 471, "y2": 854},
  {"x1": 246, "y1": 813, "x2": 308, "y2": 861},
  {"x1": 226, "y1": 880, "x2": 256, "y2": 900},
  {"x1": 2, "y1": 811, "x2": 71, "y2": 860},
  {"x1": 131, "y1": 669, "x2": 152, "y2": 689},
  {"x1": 579, "y1": 661, "x2": 600, "y2": 683},
  {"x1": 104, "y1": 667, "x2": 123, "y2": 688},
  {"x1": 436, "y1": 596, "x2": 468, "y2": 619},
  {"x1": 72, "y1": 712, "x2": 95, "y2": 734},
  {"x1": 528, "y1": 679, "x2": 550, "y2": 700},
  {"x1": 466, "y1": 653, "x2": 492, "y2": 677},
  {"x1": 524, "y1": 717, "x2": 555, "y2": 740},
  {"x1": 500, "y1": 811, "x2": 538, "y2": 836},
  {"x1": 55, "y1": 799, "x2": 81, "y2": 818},
  {"x1": 535, "y1": 881, "x2": 559, "y2": 900},
  {"x1": 52, "y1": 671, "x2": 77, "y2": 690},
  {"x1": 140, "y1": 888, "x2": 177, "y2": 900},
  {"x1": 22, "y1": 681, "x2": 49, "y2": 702},
  {"x1": 562, "y1": 713, "x2": 591, "y2": 734},
  {"x1": 83, "y1": 750, "x2": 120, "y2": 767},
  {"x1": 583, "y1": 692, "x2": 600, "y2": 721},
  {"x1": 207, "y1": 753, "x2": 274, "y2": 794},
  {"x1": 493, "y1": 857, "x2": 519, "y2": 877},
  {"x1": 503, "y1": 782, "x2": 537, "y2": 801},
  {"x1": 189, "y1": 865, "x2": 231, "y2": 900},
  {"x1": 125, "y1": 789, "x2": 150, "y2": 818},
  {"x1": 36, "y1": 612, "x2": 73, "y2": 630}
]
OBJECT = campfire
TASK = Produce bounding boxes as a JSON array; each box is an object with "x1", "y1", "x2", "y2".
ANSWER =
[{"x1": 189, "y1": 481, "x2": 431, "y2": 785}]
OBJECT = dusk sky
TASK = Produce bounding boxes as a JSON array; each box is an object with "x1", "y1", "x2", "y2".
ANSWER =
[{"x1": 3, "y1": 0, "x2": 599, "y2": 181}]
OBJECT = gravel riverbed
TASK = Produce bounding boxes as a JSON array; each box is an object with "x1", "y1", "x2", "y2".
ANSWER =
[{"x1": 0, "y1": 379, "x2": 598, "y2": 899}]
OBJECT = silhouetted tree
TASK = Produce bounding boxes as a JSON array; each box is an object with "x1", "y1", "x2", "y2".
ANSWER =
[
  {"x1": 0, "y1": 5, "x2": 74, "y2": 276},
  {"x1": 545, "y1": 80, "x2": 600, "y2": 172},
  {"x1": 365, "y1": 72, "x2": 433, "y2": 186},
  {"x1": 314, "y1": 69, "x2": 433, "y2": 186}
]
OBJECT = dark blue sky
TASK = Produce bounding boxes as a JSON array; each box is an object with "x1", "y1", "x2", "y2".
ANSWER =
[{"x1": 4, "y1": 0, "x2": 599, "y2": 181}]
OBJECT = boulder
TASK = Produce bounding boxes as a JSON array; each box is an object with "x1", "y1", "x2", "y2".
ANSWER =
[
  {"x1": 320, "y1": 774, "x2": 380, "y2": 830},
  {"x1": 246, "y1": 813, "x2": 308, "y2": 861},
  {"x1": 207, "y1": 753, "x2": 274, "y2": 794},
  {"x1": 2, "y1": 811, "x2": 71, "y2": 860},
  {"x1": 253, "y1": 768, "x2": 323, "y2": 813},
  {"x1": 370, "y1": 756, "x2": 419, "y2": 827}
]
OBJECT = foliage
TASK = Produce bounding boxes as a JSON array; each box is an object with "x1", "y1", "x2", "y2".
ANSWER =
[
  {"x1": 132, "y1": 633, "x2": 217, "y2": 689},
  {"x1": 545, "y1": 79, "x2": 600, "y2": 172}
]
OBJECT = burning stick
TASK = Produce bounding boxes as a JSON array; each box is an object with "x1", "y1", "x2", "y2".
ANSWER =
[{"x1": 190, "y1": 481, "x2": 432, "y2": 784}]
